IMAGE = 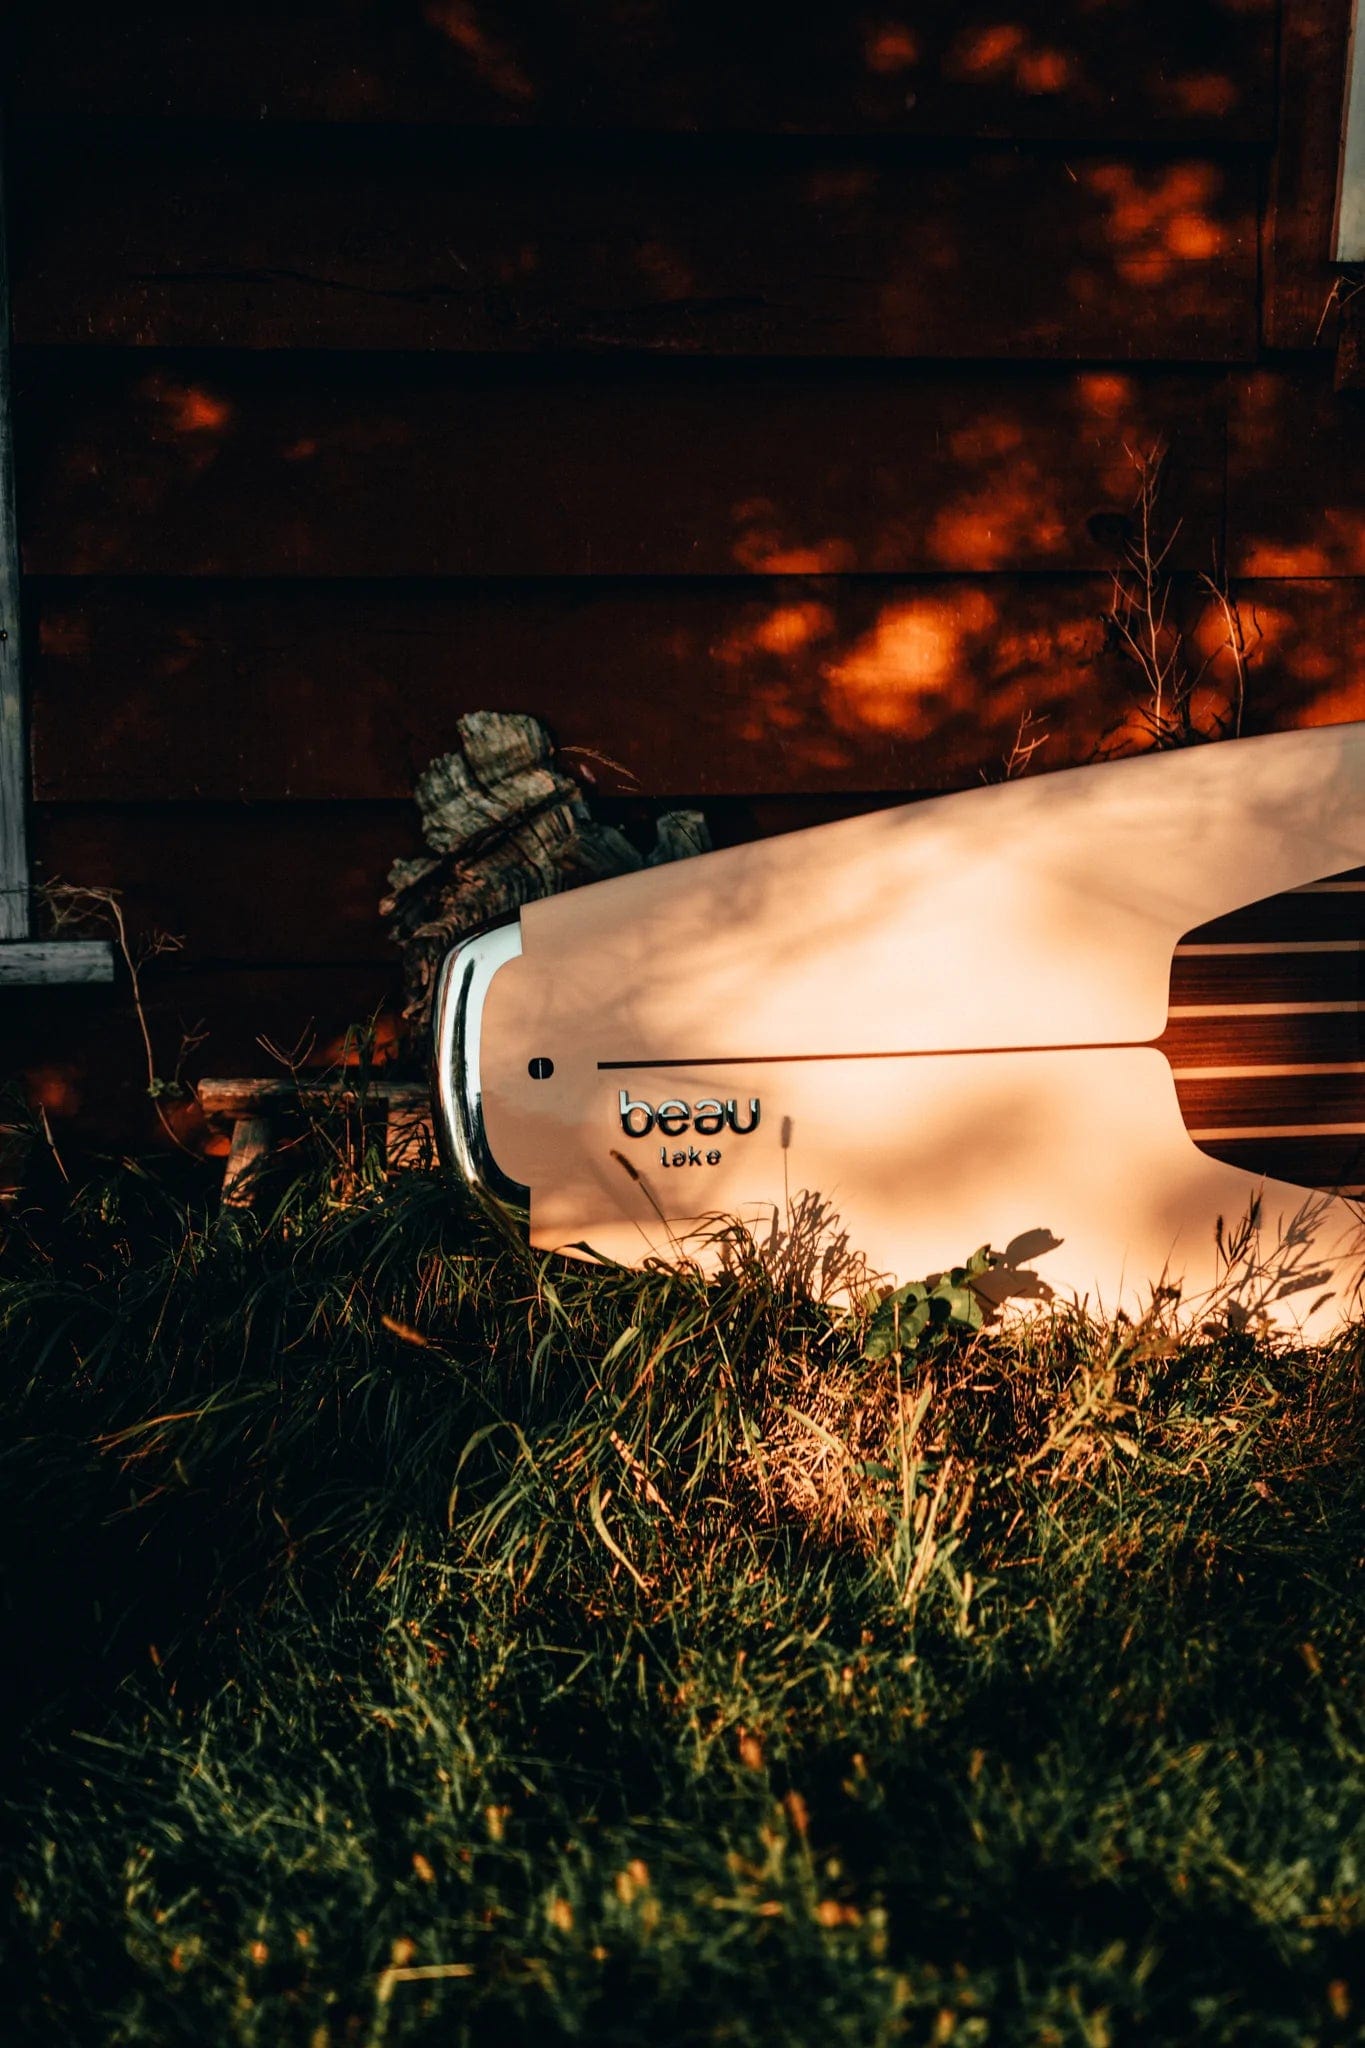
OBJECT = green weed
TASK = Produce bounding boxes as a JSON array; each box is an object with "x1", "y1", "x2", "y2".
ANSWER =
[{"x1": 2, "y1": 1156, "x2": 1365, "y2": 2044}]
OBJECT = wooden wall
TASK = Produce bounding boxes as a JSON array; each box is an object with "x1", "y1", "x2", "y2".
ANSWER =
[{"x1": 2, "y1": 0, "x2": 1362, "y2": 1140}]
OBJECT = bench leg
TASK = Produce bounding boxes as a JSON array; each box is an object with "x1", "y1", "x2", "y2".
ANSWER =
[
  {"x1": 222, "y1": 1115, "x2": 274, "y2": 1207},
  {"x1": 385, "y1": 1104, "x2": 435, "y2": 1174}
]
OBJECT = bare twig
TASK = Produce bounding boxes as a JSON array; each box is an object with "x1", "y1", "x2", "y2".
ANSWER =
[
  {"x1": 1106, "y1": 444, "x2": 1254, "y2": 750},
  {"x1": 38, "y1": 881, "x2": 200, "y2": 1152},
  {"x1": 258, "y1": 1013, "x2": 396, "y2": 1201},
  {"x1": 1198, "y1": 569, "x2": 1258, "y2": 742},
  {"x1": 558, "y1": 743, "x2": 640, "y2": 790},
  {"x1": 1107, "y1": 444, "x2": 1193, "y2": 747},
  {"x1": 36, "y1": 1103, "x2": 68, "y2": 1183},
  {"x1": 1315, "y1": 268, "x2": 1365, "y2": 344},
  {"x1": 998, "y1": 708, "x2": 1049, "y2": 781}
]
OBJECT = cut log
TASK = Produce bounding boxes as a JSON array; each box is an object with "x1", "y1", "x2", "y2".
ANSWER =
[
  {"x1": 382, "y1": 712, "x2": 710, "y2": 1039},
  {"x1": 413, "y1": 713, "x2": 580, "y2": 854}
]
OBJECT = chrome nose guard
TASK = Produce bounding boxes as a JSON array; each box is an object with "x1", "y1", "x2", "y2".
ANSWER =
[{"x1": 431, "y1": 920, "x2": 529, "y2": 1209}]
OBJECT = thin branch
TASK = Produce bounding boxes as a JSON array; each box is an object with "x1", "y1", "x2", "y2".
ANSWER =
[
  {"x1": 1105, "y1": 444, "x2": 1252, "y2": 750},
  {"x1": 38, "y1": 881, "x2": 199, "y2": 1152}
]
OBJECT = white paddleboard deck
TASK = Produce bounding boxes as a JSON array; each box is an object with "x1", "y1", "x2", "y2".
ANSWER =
[{"x1": 434, "y1": 725, "x2": 1365, "y2": 1338}]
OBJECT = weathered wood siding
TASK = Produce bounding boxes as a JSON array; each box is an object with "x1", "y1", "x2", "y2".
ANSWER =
[{"x1": 2, "y1": 0, "x2": 1362, "y2": 1136}]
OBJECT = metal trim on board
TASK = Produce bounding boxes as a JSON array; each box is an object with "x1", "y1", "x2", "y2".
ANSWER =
[{"x1": 431, "y1": 919, "x2": 529, "y2": 1210}]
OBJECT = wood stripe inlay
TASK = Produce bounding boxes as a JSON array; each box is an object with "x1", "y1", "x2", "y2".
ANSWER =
[
  {"x1": 1174, "y1": 941, "x2": 1365, "y2": 955},
  {"x1": 1166, "y1": 1001, "x2": 1365, "y2": 1017},
  {"x1": 1170, "y1": 1061, "x2": 1365, "y2": 1078},
  {"x1": 1187, "y1": 1121, "x2": 1365, "y2": 1140}
]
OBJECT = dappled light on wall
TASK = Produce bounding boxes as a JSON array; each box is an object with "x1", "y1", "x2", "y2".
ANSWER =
[
  {"x1": 945, "y1": 21, "x2": 1074, "y2": 96},
  {"x1": 152, "y1": 380, "x2": 233, "y2": 438},
  {"x1": 821, "y1": 592, "x2": 1000, "y2": 736}
]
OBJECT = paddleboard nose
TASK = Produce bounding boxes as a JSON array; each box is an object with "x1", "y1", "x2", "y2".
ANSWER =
[
  {"x1": 431, "y1": 918, "x2": 529, "y2": 1208},
  {"x1": 431, "y1": 722, "x2": 1365, "y2": 1335}
]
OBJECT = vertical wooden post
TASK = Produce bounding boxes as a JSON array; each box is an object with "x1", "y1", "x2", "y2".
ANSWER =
[
  {"x1": 1337, "y1": 0, "x2": 1365, "y2": 257},
  {"x1": 0, "y1": 123, "x2": 28, "y2": 945},
  {"x1": 0, "y1": 121, "x2": 113, "y2": 985}
]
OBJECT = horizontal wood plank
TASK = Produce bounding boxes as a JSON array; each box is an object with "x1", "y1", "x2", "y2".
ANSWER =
[
  {"x1": 27, "y1": 577, "x2": 1139, "y2": 801},
  {"x1": 1228, "y1": 369, "x2": 1365, "y2": 576},
  {"x1": 198, "y1": 1077, "x2": 428, "y2": 1115},
  {"x1": 14, "y1": 358, "x2": 1226, "y2": 578},
  {"x1": 8, "y1": 127, "x2": 1260, "y2": 359},
  {"x1": 6, "y1": 1, "x2": 1277, "y2": 141},
  {"x1": 31, "y1": 804, "x2": 421, "y2": 964},
  {"x1": 0, "y1": 939, "x2": 115, "y2": 984},
  {"x1": 0, "y1": 964, "x2": 403, "y2": 1144},
  {"x1": 31, "y1": 576, "x2": 1365, "y2": 806}
]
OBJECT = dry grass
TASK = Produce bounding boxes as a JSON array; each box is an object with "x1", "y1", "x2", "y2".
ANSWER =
[{"x1": 3, "y1": 1150, "x2": 1365, "y2": 2044}]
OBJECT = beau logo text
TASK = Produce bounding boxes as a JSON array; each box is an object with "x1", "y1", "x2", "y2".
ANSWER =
[{"x1": 618, "y1": 1091, "x2": 761, "y2": 1139}]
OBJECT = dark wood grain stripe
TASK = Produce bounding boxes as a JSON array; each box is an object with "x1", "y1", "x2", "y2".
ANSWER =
[
  {"x1": 1182, "y1": 891, "x2": 1365, "y2": 943},
  {"x1": 1182, "y1": 1133, "x2": 1365, "y2": 1189},
  {"x1": 1174, "y1": 1073, "x2": 1365, "y2": 1125},
  {"x1": 1168, "y1": 952, "x2": 1365, "y2": 1005},
  {"x1": 1157, "y1": 1010, "x2": 1365, "y2": 1068}
]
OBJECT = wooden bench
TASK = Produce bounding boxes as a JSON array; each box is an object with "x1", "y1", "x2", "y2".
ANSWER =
[{"x1": 197, "y1": 1077, "x2": 435, "y2": 1203}]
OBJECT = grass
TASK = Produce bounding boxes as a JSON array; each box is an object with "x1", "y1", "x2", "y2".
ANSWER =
[{"x1": 3, "y1": 1143, "x2": 1365, "y2": 2045}]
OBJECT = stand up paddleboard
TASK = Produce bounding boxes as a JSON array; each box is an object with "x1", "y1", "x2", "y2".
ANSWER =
[{"x1": 433, "y1": 724, "x2": 1365, "y2": 1336}]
